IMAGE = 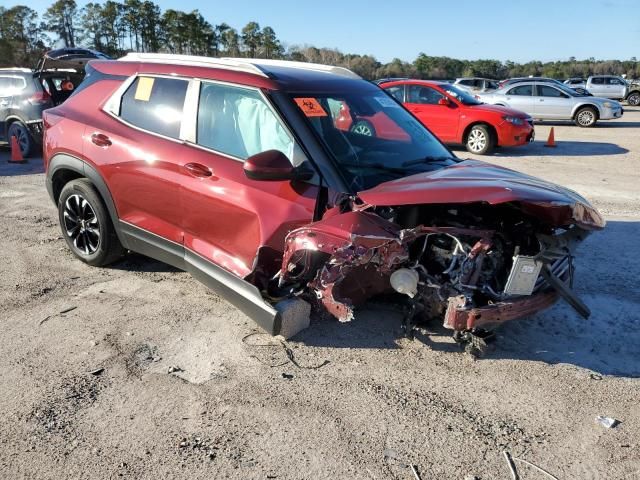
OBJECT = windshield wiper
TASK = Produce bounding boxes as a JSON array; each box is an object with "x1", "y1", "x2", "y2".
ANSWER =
[
  {"x1": 401, "y1": 156, "x2": 459, "y2": 168},
  {"x1": 340, "y1": 162, "x2": 407, "y2": 174}
]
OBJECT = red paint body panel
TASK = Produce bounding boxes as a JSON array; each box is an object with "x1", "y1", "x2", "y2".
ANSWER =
[{"x1": 380, "y1": 80, "x2": 533, "y2": 147}]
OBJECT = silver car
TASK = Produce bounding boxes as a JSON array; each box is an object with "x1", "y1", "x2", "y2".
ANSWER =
[
  {"x1": 478, "y1": 81, "x2": 623, "y2": 127},
  {"x1": 453, "y1": 77, "x2": 499, "y2": 93}
]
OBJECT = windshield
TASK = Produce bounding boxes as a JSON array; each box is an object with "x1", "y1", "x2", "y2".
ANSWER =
[
  {"x1": 443, "y1": 84, "x2": 483, "y2": 105},
  {"x1": 291, "y1": 91, "x2": 457, "y2": 191}
]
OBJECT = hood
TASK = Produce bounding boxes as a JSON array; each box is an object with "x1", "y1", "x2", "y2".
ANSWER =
[
  {"x1": 357, "y1": 160, "x2": 605, "y2": 230},
  {"x1": 468, "y1": 103, "x2": 529, "y2": 118}
]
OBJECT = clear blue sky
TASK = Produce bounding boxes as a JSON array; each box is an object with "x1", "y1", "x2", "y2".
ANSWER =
[{"x1": 6, "y1": 0, "x2": 640, "y2": 63}]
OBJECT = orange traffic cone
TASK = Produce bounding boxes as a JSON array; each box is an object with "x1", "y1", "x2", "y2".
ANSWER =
[
  {"x1": 544, "y1": 127, "x2": 556, "y2": 148},
  {"x1": 9, "y1": 135, "x2": 25, "y2": 163}
]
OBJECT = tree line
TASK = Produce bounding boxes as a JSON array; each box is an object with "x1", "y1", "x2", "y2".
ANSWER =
[{"x1": 1, "y1": 0, "x2": 638, "y2": 81}]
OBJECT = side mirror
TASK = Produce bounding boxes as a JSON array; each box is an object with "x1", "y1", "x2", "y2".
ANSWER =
[
  {"x1": 438, "y1": 97, "x2": 450, "y2": 106},
  {"x1": 244, "y1": 150, "x2": 314, "y2": 182}
]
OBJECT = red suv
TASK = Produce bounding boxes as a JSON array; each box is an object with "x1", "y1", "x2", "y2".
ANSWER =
[
  {"x1": 44, "y1": 53, "x2": 602, "y2": 349},
  {"x1": 378, "y1": 79, "x2": 534, "y2": 155}
]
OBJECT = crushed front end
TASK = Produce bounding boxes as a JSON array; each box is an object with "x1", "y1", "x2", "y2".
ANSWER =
[{"x1": 275, "y1": 193, "x2": 604, "y2": 349}]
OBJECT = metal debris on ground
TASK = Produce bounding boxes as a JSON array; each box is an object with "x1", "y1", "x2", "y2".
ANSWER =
[
  {"x1": 410, "y1": 464, "x2": 422, "y2": 480},
  {"x1": 39, "y1": 305, "x2": 78, "y2": 325},
  {"x1": 503, "y1": 451, "x2": 519, "y2": 480},
  {"x1": 88, "y1": 368, "x2": 104, "y2": 376},
  {"x1": 281, "y1": 372, "x2": 293, "y2": 379},
  {"x1": 513, "y1": 457, "x2": 560, "y2": 480},
  {"x1": 596, "y1": 416, "x2": 619, "y2": 428},
  {"x1": 241, "y1": 332, "x2": 329, "y2": 370},
  {"x1": 167, "y1": 366, "x2": 184, "y2": 374}
]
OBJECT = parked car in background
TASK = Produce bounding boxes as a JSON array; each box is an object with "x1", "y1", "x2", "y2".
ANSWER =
[
  {"x1": 478, "y1": 81, "x2": 623, "y2": 127},
  {"x1": 582, "y1": 75, "x2": 640, "y2": 105},
  {"x1": 378, "y1": 79, "x2": 533, "y2": 154},
  {"x1": 453, "y1": 77, "x2": 499, "y2": 93},
  {"x1": 500, "y1": 76, "x2": 591, "y2": 96},
  {"x1": 0, "y1": 48, "x2": 110, "y2": 157},
  {"x1": 43, "y1": 53, "x2": 602, "y2": 348},
  {"x1": 564, "y1": 77, "x2": 586, "y2": 88}
]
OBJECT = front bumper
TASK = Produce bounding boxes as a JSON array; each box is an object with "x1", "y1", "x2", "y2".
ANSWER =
[
  {"x1": 444, "y1": 291, "x2": 558, "y2": 331},
  {"x1": 497, "y1": 120, "x2": 534, "y2": 147},
  {"x1": 600, "y1": 106, "x2": 624, "y2": 120}
]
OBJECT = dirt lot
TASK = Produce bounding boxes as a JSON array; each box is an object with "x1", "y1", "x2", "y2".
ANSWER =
[{"x1": 1, "y1": 110, "x2": 639, "y2": 480}]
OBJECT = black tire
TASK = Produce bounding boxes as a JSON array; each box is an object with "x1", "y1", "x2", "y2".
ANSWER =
[
  {"x1": 350, "y1": 120, "x2": 376, "y2": 137},
  {"x1": 465, "y1": 124, "x2": 495, "y2": 155},
  {"x1": 574, "y1": 107, "x2": 598, "y2": 127},
  {"x1": 58, "y1": 179, "x2": 125, "y2": 266},
  {"x1": 7, "y1": 121, "x2": 34, "y2": 158},
  {"x1": 627, "y1": 92, "x2": 640, "y2": 106}
]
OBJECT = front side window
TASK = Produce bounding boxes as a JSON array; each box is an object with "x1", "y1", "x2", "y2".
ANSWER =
[
  {"x1": 537, "y1": 85, "x2": 566, "y2": 98},
  {"x1": 291, "y1": 90, "x2": 456, "y2": 191},
  {"x1": 408, "y1": 85, "x2": 444, "y2": 105},
  {"x1": 197, "y1": 81, "x2": 303, "y2": 165},
  {"x1": 608, "y1": 77, "x2": 624, "y2": 85},
  {"x1": 442, "y1": 85, "x2": 482, "y2": 105},
  {"x1": 508, "y1": 85, "x2": 533, "y2": 96},
  {"x1": 120, "y1": 76, "x2": 188, "y2": 139}
]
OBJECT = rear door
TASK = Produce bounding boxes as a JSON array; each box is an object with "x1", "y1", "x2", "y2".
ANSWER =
[
  {"x1": 87, "y1": 74, "x2": 190, "y2": 244},
  {"x1": 179, "y1": 80, "x2": 317, "y2": 279},
  {"x1": 404, "y1": 84, "x2": 459, "y2": 142},
  {"x1": 502, "y1": 84, "x2": 535, "y2": 114},
  {"x1": 0, "y1": 76, "x2": 25, "y2": 141},
  {"x1": 533, "y1": 84, "x2": 571, "y2": 118}
]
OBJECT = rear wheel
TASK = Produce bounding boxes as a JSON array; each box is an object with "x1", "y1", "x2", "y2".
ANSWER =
[
  {"x1": 7, "y1": 121, "x2": 33, "y2": 158},
  {"x1": 574, "y1": 107, "x2": 597, "y2": 127},
  {"x1": 350, "y1": 120, "x2": 375, "y2": 137},
  {"x1": 627, "y1": 92, "x2": 640, "y2": 106},
  {"x1": 465, "y1": 124, "x2": 495, "y2": 155},
  {"x1": 58, "y1": 179, "x2": 125, "y2": 266}
]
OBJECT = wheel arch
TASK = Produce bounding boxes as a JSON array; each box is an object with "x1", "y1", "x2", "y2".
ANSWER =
[
  {"x1": 47, "y1": 153, "x2": 126, "y2": 246},
  {"x1": 572, "y1": 103, "x2": 600, "y2": 119},
  {"x1": 462, "y1": 121, "x2": 497, "y2": 146}
]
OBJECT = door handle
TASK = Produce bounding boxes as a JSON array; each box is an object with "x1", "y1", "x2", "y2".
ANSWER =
[
  {"x1": 91, "y1": 133, "x2": 112, "y2": 147},
  {"x1": 185, "y1": 162, "x2": 212, "y2": 178},
  {"x1": 539, "y1": 99, "x2": 545, "y2": 102}
]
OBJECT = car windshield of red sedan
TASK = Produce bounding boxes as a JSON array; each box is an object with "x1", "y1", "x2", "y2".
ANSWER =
[
  {"x1": 442, "y1": 85, "x2": 483, "y2": 105},
  {"x1": 292, "y1": 92, "x2": 457, "y2": 191}
]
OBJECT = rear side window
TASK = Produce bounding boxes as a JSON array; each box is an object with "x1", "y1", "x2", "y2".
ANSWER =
[
  {"x1": 0, "y1": 76, "x2": 27, "y2": 96},
  {"x1": 383, "y1": 86, "x2": 404, "y2": 102},
  {"x1": 507, "y1": 85, "x2": 533, "y2": 96},
  {"x1": 591, "y1": 77, "x2": 604, "y2": 85},
  {"x1": 120, "y1": 76, "x2": 188, "y2": 139}
]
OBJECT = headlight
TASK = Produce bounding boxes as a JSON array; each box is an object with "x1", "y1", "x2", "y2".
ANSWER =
[
  {"x1": 603, "y1": 101, "x2": 613, "y2": 108},
  {"x1": 502, "y1": 115, "x2": 524, "y2": 125}
]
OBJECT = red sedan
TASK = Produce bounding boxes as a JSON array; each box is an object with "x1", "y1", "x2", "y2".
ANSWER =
[{"x1": 378, "y1": 79, "x2": 534, "y2": 155}]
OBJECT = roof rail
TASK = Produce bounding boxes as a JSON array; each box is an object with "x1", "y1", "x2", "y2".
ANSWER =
[
  {"x1": 223, "y1": 58, "x2": 361, "y2": 79},
  {"x1": 117, "y1": 53, "x2": 361, "y2": 80},
  {"x1": 118, "y1": 52, "x2": 268, "y2": 77},
  {"x1": 0, "y1": 67, "x2": 32, "y2": 72}
]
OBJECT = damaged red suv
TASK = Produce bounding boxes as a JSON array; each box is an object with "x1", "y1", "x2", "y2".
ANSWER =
[{"x1": 44, "y1": 53, "x2": 604, "y2": 350}]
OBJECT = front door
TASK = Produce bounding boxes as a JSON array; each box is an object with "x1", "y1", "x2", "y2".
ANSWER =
[
  {"x1": 533, "y1": 84, "x2": 571, "y2": 119},
  {"x1": 180, "y1": 80, "x2": 317, "y2": 279},
  {"x1": 404, "y1": 84, "x2": 459, "y2": 143},
  {"x1": 607, "y1": 77, "x2": 627, "y2": 98}
]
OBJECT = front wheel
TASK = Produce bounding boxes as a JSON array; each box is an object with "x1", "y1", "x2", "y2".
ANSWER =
[
  {"x1": 574, "y1": 107, "x2": 597, "y2": 127},
  {"x1": 7, "y1": 121, "x2": 34, "y2": 158},
  {"x1": 465, "y1": 124, "x2": 495, "y2": 155},
  {"x1": 627, "y1": 92, "x2": 640, "y2": 106},
  {"x1": 58, "y1": 179, "x2": 125, "y2": 266}
]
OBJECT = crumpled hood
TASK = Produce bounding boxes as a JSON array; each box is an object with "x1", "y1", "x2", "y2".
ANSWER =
[{"x1": 357, "y1": 160, "x2": 605, "y2": 230}]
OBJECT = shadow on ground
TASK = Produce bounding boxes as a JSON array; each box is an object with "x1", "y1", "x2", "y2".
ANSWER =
[
  {"x1": 298, "y1": 220, "x2": 640, "y2": 378},
  {"x1": 451, "y1": 140, "x2": 628, "y2": 157}
]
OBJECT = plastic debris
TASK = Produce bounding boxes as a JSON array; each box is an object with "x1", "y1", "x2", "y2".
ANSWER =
[{"x1": 596, "y1": 416, "x2": 619, "y2": 428}]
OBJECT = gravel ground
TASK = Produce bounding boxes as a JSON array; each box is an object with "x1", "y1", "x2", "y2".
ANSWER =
[{"x1": 1, "y1": 109, "x2": 639, "y2": 479}]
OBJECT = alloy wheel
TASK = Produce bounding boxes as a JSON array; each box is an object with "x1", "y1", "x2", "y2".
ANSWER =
[
  {"x1": 577, "y1": 110, "x2": 595, "y2": 126},
  {"x1": 628, "y1": 94, "x2": 640, "y2": 106},
  {"x1": 467, "y1": 128, "x2": 487, "y2": 153},
  {"x1": 63, "y1": 194, "x2": 101, "y2": 255},
  {"x1": 352, "y1": 123, "x2": 373, "y2": 136}
]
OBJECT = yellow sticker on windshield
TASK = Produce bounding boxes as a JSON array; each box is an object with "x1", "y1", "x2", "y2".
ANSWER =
[
  {"x1": 134, "y1": 77, "x2": 154, "y2": 101},
  {"x1": 294, "y1": 97, "x2": 327, "y2": 117}
]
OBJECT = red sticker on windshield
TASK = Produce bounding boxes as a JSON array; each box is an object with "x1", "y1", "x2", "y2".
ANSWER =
[{"x1": 294, "y1": 97, "x2": 327, "y2": 117}]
